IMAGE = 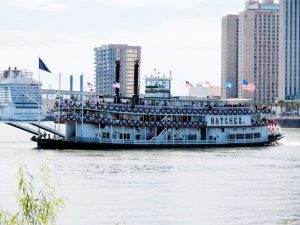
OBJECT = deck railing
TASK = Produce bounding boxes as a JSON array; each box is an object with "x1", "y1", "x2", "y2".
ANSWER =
[{"x1": 67, "y1": 137, "x2": 269, "y2": 146}]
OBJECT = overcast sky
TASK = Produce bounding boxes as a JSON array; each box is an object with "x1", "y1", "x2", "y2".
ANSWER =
[{"x1": 0, "y1": 0, "x2": 276, "y2": 95}]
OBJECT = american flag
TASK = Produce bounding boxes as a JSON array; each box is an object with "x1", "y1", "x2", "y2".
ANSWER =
[
  {"x1": 185, "y1": 81, "x2": 193, "y2": 88},
  {"x1": 242, "y1": 80, "x2": 256, "y2": 92},
  {"x1": 113, "y1": 82, "x2": 120, "y2": 89},
  {"x1": 87, "y1": 82, "x2": 94, "y2": 91},
  {"x1": 202, "y1": 80, "x2": 213, "y2": 88}
]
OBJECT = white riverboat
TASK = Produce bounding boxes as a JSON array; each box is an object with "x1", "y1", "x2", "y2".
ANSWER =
[
  {"x1": 0, "y1": 67, "x2": 42, "y2": 121},
  {"x1": 33, "y1": 61, "x2": 283, "y2": 149}
]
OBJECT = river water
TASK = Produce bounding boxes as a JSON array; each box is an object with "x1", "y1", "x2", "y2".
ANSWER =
[{"x1": 0, "y1": 124, "x2": 299, "y2": 225}]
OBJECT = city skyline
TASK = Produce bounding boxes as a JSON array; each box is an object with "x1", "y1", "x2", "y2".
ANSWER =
[
  {"x1": 0, "y1": 0, "x2": 265, "y2": 95},
  {"x1": 222, "y1": 0, "x2": 280, "y2": 104}
]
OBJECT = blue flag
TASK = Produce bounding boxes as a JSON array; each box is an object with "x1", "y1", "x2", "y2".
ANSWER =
[
  {"x1": 39, "y1": 58, "x2": 51, "y2": 73},
  {"x1": 226, "y1": 81, "x2": 233, "y2": 89}
]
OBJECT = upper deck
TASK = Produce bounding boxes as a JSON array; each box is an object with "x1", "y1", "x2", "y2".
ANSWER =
[
  {"x1": 55, "y1": 96, "x2": 272, "y2": 117},
  {"x1": 0, "y1": 67, "x2": 39, "y2": 85}
]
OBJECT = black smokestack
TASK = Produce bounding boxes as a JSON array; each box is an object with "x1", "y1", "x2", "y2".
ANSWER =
[
  {"x1": 133, "y1": 60, "x2": 139, "y2": 101},
  {"x1": 115, "y1": 60, "x2": 120, "y2": 97}
]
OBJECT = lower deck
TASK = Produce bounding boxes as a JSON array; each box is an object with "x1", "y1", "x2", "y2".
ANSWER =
[{"x1": 65, "y1": 123, "x2": 270, "y2": 146}]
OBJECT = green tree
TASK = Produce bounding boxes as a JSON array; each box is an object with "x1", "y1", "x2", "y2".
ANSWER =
[{"x1": 0, "y1": 166, "x2": 64, "y2": 225}]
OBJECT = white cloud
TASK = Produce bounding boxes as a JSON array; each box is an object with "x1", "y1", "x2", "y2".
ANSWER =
[
  {"x1": 0, "y1": 0, "x2": 65, "y2": 13},
  {"x1": 0, "y1": 0, "x2": 225, "y2": 95}
]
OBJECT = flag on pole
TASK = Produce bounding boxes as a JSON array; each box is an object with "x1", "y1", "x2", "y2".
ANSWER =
[
  {"x1": 226, "y1": 81, "x2": 233, "y2": 89},
  {"x1": 185, "y1": 81, "x2": 193, "y2": 88},
  {"x1": 202, "y1": 80, "x2": 213, "y2": 88},
  {"x1": 242, "y1": 80, "x2": 256, "y2": 92},
  {"x1": 39, "y1": 58, "x2": 51, "y2": 73},
  {"x1": 113, "y1": 82, "x2": 120, "y2": 89},
  {"x1": 87, "y1": 82, "x2": 94, "y2": 91}
]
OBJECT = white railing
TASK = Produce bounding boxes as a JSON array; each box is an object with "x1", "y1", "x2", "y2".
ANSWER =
[{"x1": 67, "y1": 137, "x2": 269, "y2": 146}]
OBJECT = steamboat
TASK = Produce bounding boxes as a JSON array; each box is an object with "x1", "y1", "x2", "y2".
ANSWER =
[{"x1": 33, "y1": 61, "x2": 283, "y2": 149}]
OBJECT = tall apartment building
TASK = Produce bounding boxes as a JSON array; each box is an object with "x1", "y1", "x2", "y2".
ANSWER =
[
  {"x1": 94, "y1": 44, "x2": 141, "y2": 97},
  {"x1": 279, "y1": 0, "x2": 300, "y2": 100},
  {"x1": 221, "y1": 0, "x2": 280, "y2": 103},
  {"x1": 221, "y1": 15, "x2": 239, "y2": 99}
]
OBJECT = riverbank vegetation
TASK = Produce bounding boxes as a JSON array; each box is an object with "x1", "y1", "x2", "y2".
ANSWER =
[{"x1": 0, "y1": 166, "x2": 64, "y2": 225}]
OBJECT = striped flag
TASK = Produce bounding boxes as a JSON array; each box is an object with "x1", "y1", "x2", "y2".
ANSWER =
[
  {"x1": 202, "y1": 80, "x2": 212, "y2": 88},
  {"x1": 185, "y1": 81, "x2": 193, "y2": 88},
  {"x1": 113, "y1": 82, "x2": 120, "y2": 89},
  {"x1": 242, "y1": 80, "x2": 256, "y2": 92},
  {"x1": 87, "y1": 82, "x2": 94, "y2": 91}
]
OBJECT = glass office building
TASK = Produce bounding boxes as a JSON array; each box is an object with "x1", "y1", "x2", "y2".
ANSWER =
[
  {"x1": 279, "y1": 0, "x2": 300, "y2": 100},
  {"x1": 94, "y1": 44, "x2": 141, "y2": 97}
]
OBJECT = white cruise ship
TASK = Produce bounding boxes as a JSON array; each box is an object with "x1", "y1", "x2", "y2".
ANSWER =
[{"x1": 0, "y1": 67, "x2": 42, "y2": 121}]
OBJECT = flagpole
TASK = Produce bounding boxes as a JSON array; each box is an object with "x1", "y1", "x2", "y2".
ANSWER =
[
  {"x1": 58, "y1": 73, "x2": 61, "y2": 133},
  {"x1": 38, "y1": 66, "x2": 41, "y2": 137}
]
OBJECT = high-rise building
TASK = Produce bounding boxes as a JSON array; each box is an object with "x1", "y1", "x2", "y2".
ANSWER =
[
  {"x1": 221, "y1": 0, "x2": 280, "y2": 103},
  {"x1": 279, "y1": 0, "x2": 300, "y2": 100},
  {"x1": 94, "y1": 44, "x2": 141, "y2": 97},
  {"x1": 221, "y1": 15, "x2": 239, "y2": 99}
]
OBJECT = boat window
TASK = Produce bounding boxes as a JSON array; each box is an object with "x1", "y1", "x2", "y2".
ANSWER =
[
  {"x1": 254, "y1": 133, "x2": 261, "y2": 139},
  {"x1": 245, "y1": 134, "x2": 254, "y2": 139},
  {"x1": 236, "y1": 134, "x2": 245, "y2": 139},
  {"x1": 227, "y1": 134, "x2": 235, "y2": 139},
  {"x1": 102, "y1": 132, "x2": 110, "y2": 139}
]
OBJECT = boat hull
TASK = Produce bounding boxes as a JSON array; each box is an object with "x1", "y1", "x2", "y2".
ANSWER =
[{"x1": 32, "y1": 135, "x2": 283, "y2": 150}]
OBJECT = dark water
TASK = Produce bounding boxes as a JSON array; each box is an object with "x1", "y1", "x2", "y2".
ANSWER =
[{"x1": 0, "y1": 124, "x2": 299, "y2": 225}]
